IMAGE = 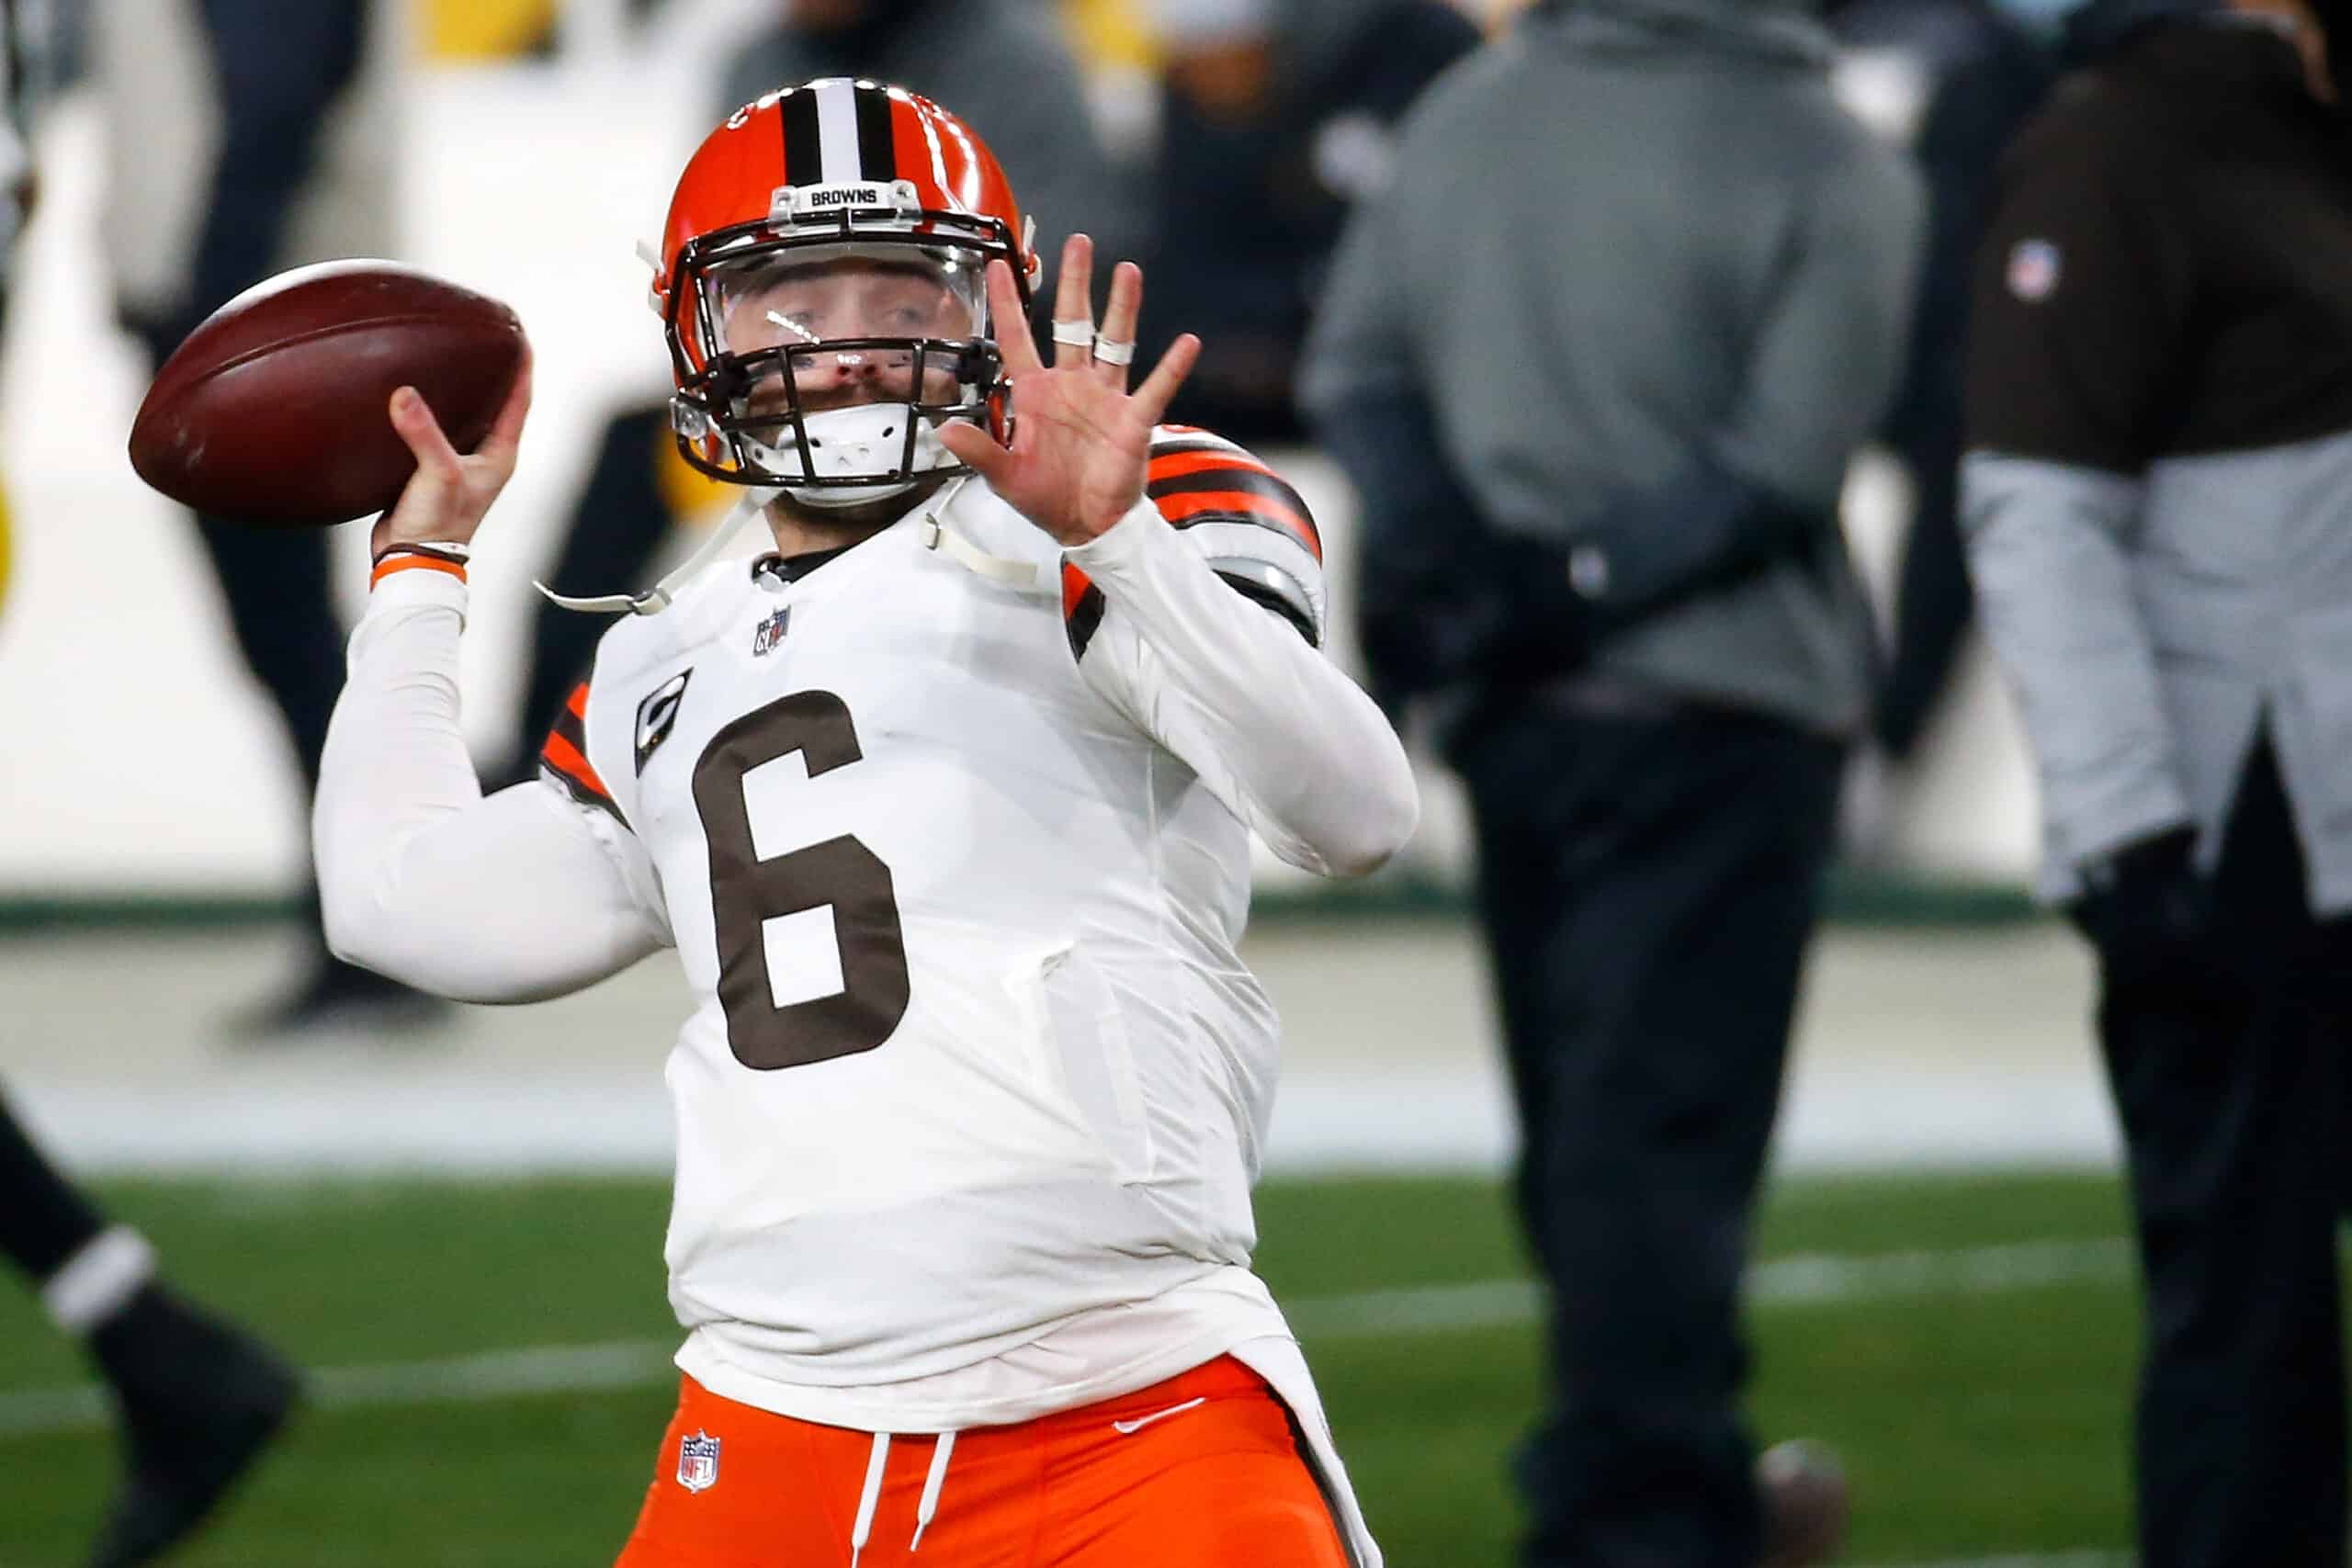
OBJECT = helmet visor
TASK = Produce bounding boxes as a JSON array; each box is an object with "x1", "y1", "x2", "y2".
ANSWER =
[
  {"x1": 709, "y1": 241, "x2": 984, "y2": 351},
  {"x1": 673, "y1": 238, "x2": 1006, "y2": 491},
  {"x1": 706, "y1": 243, "x2": 990, "y2": 422}
]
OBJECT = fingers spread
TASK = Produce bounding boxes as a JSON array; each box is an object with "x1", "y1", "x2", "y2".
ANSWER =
[
  {"x1": 991, "y1": 260, "x2": 1043, "y2": 378},
  {"x1": 1094, "y1": 262, "x2": 1143, "y2": 389},
  {"x1": 1051, "y1": 233, "x2": 1095, "y2": 369},
  {"x1": 936, "y1": 419, "x2": 1014, "y2": 487},
  {"x1": 1131, "y1": 333, "x2": 1200, "y2": 428}
]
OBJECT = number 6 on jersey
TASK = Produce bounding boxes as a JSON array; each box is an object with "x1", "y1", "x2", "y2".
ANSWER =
[{"x1": 691, "y1": 690, "x2": 910, "y2": 1070}]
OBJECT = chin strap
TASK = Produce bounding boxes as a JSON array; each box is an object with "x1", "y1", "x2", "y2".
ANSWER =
[
  {"x1": 535, "y1": 485, "x2": 784, "y2": 616},
  {"x1": 913, "y1": 477, "x2": 1051, "y2": 593}
]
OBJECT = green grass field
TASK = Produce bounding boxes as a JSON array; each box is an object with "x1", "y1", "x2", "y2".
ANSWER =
[{"x1": 0, "y1": 1170, "x2": 2144, "y2": 1567}]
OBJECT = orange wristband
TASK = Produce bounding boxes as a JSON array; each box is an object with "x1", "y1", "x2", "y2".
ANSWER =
[{"x1": 370, "y1": 545, "x2": 469, "y2": 589}]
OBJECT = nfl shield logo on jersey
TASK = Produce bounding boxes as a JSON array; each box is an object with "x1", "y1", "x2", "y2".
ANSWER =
[
  {"x1": 677, "y1": 1430, "x2": 721, "y2": 1494},
  {"x1": 752, "y1": 607, "x2": 792, "y2": 657}
]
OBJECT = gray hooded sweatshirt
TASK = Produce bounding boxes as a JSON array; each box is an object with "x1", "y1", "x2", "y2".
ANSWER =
[{"x1": 1301, "y1": 0, "x2": 1923, "y2": 735}]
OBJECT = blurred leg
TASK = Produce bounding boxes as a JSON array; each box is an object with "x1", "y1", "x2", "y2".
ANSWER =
[
  {"x1": 1462, "y1": 702, "x2": 1843, "y2": 1568},
  {"x1": 0, "y1": 1089, "x2": 105, "y2": 1282},
  {"x1": 183, "y1": 513, "x2": 444, "y2": 1033},
  {"x1": 0, "y1": 1089, "x2": 298, "y2": 1568},
  {"x1": 1467, "y1": 748, "x2": 1567, "y2": 1287},
  {"x1": 2101, "y1": 744, "x2": 2346, "y2": 1568},
  {"x1": 186, "y1": 517, "x2": 342, "y2": 795},
  {"x1": 122, "y1": 2, "x2": 440, "y2": 1035}
]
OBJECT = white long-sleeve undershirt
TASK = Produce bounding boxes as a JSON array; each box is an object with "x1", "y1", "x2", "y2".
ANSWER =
[
  {"x1": 313, "y1": 570, "x2": 671, "y2": 1003},
  {"x1": 1063, "y1": 499, "x2": 1419, "y2": 879}
]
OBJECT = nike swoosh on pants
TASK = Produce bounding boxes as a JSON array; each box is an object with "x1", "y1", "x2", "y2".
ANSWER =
[{"x1": 1110, "y1": 1395, "x2": 1208, "y2": 1436}]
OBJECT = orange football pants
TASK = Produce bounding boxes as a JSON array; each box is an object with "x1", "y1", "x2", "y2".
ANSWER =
[{"x1": 614, "y1": 1354, "x2": 1351, "y2": 1567}]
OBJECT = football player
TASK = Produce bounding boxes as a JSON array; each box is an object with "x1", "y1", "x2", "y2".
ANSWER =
[{"x1": 315, "y1": 80, "x2": 1417, "y2": 1566}]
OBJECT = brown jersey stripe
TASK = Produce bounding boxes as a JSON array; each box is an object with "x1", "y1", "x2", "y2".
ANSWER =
[
  {"x1": 544, "y1": 681, "x2": 593, "y2": 758},
  {"x1": 1147, "y1": 448, "x2": 1283, "y2": 485},
  {"x1": 540, "y1": 681, "x2": 629, "y2": 829},
  {"x1": 1147, "y1": 437, "x2": 1247, "y2": 464},
  {"x1": 548, "y1": 699, "x2": 587, "y2": 758},
  {"x1": 1148, "y1": 463, "x2": 1313, "y2": 519},
  {"x1": 1161, "y1": 500, "x2": 1318, "y2": 560},
  {"x1": 1217, "y1": 570, "x2": 1318, "y2": 645},
  {"x1": 540, "y1": 761, "x2": 628, "y2": 829},
  {"x1": 1154, "y1": 490, "x2": 1321, "y2": 560},
  {"x1": 1061, "y1": 561, "x2": 1107, "y2": 661},
  {"x1": 1148, "y1": 469, "x2": 1321, "y2": 557},
  {"x1": 369, "y1": 554, "x2": 467, "y2": 589}
]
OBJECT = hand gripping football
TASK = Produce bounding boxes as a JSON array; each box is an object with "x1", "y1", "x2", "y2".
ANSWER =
[{"x1": 129, "y1": 260, "x2": 526, "y2": 528}]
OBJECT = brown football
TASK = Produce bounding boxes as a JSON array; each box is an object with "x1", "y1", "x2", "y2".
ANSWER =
[{"x1": 129, "y1": 260, "x2": 526, "y2": 528}]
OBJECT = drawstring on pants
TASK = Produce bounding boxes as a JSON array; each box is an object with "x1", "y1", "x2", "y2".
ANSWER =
[{"x1": 847, "y1": 1430, "x2": 958, "y2": 1565}]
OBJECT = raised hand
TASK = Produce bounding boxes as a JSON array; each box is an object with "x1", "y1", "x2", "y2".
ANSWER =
[
  {"x1": 371, "y1": 344, "x2": 535, "y2": 558},
  {"x1": 936, "y1": 234, "x2": 1199, "y2": 547}
]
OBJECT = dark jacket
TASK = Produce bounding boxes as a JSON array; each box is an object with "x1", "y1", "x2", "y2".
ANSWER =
[
  {"x1": 1145, "y1": 0, "x2": 1482, "y2": 444},
  {"x1": 1961, "y1": 17, "x2": 2352, "y2": 906}
]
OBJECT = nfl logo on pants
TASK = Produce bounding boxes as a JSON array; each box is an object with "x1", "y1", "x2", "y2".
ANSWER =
[{"x1": 677, "y1": 1431, "x2": 721, "y2": 1494}]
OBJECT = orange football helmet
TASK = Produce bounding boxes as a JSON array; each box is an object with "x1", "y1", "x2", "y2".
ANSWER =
[{"x1": 655, "y1": 79, "x2": 1039, "y2": 506}]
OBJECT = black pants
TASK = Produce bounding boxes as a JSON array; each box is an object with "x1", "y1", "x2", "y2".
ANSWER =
[
  {"x1": 130, "y1": 0, "x2": 366, "y2": 962},
  {"x1": 1455, "y1": 699, "x2": 1844, "y2": 1568},
  {"x1": 2099, "y1": 742, "x2": 2348, "y2": 1568}
]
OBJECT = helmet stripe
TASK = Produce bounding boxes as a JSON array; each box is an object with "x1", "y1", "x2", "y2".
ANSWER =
[
  {"x1": 854, "y1": 84, "x2": 898, "y2": 183},
  {"x1": 778, "y1": 86, "x2": 821, "y2": 185},
  {"x1": 812, "y1": 78, "x2": 863, "y2": 184}
]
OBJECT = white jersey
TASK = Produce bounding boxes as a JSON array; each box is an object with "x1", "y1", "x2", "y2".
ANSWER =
[
  {"x1": 316, "y1": 427, "x2": 1413, "y2": 1563},
  {"x1": 562, "y1": 460, "x2": 1317, "y2": 1384}
]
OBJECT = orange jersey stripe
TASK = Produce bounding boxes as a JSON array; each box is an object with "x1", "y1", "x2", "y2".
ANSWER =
[
  {"x1": 539, "y1": 729, "x2": 613, "y2": 804},
  {"x1": 1060, "y1": 560, "x2": 1106, "y2": 660},
  {"x1": 1146, "y1": 448, "x2": 1285, "y2": 486},
  {"x1": 565, "y1": 682, "x2": 589, "y2": 720},
  {"x1": 1154, "y1": 489, "x2": 1319, "y2": 552},
  {"x1": 369, "y1": 554, "x2": 467, "y2": 589}
]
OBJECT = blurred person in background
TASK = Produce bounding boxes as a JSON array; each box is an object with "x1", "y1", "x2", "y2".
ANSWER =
[
  {"x1": 96, "y1": 0, "x2": 436, "y2": 1040},
  {"x1": 1137, "y1": 0, "x2": 1479, "y2": 445},
  {"x1": 0, "y1": 17, "x2": 296, "y2": 1564},
  {"x1": 1300, "y1": 0, "x2": 1921, "y2": 1562},
  {"x1": 1962, "y1": 4, "x2": 2352, "y2": 1562},
  {"x1": 1824, "y1": 0, "x2": 2051, "y2": 775},
  {"x1": 501, "y1": 0, "x2": 1135, "y2": 786},
  {"x1": 0, "y1": 1092, "x2": 297, "y2": 1567}
]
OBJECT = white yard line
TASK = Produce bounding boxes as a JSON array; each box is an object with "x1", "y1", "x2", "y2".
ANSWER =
[{"x1": 0, "y1": 1237, "x2": 2132, "y2": 1441}]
